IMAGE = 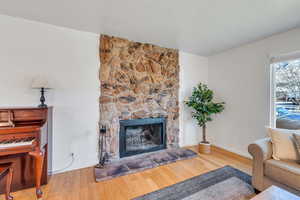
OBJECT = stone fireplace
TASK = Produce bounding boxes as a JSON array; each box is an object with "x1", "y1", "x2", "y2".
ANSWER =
[
  {"x1": 119, "y1": 117, "x2": 166, "y2": 158},
  {"x1": 99, "y1": 35, "x2": 179, "y2": 160}
]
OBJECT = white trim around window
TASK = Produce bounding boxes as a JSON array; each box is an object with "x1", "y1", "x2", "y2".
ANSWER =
[{"x1": 270, "y1": 51, "x2": 300, "y2": 64}]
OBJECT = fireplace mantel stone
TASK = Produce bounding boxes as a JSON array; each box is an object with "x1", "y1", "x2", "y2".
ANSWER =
[{"x1": 99, "y1": 35, "x2": 180, "y2": 159}]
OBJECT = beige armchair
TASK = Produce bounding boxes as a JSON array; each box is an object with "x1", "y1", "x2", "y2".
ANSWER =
[{"x1": 248, "y1": 138, "x2": 300, "y2": 196}]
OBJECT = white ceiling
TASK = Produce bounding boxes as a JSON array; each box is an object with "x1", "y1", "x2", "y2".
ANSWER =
[{"x1": 0, "y1": 0, "x2": 300, "y2": 56}]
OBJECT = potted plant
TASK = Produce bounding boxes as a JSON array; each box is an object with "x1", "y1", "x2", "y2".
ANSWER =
[{"x1": 185, "y1": 83, "x2": 225, "y2": 154}]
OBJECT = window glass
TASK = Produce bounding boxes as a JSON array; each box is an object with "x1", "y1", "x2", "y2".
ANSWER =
[{"x1": 274, "y1": 59, "x2": 300, "y2": 129}]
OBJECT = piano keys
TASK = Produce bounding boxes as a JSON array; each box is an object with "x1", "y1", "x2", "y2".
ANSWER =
[
  {"x1": 0, "y1": 137, "x2": 35, "y2": 149},
  {"x1": 0, "y1": 107, "x2": 52, "y2": 198}
]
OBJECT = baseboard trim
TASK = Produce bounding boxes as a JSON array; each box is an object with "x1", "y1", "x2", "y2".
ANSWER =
[{"x1": 211, "y1": 145, "x2": 252, "y2": 165}]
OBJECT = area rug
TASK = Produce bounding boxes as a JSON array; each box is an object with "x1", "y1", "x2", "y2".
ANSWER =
[
  {"x1": 95, "y1": 148, "x2": 197, "y2": 182},
  {"x1": 134, "y1": 166, "x2": 255, "y2": 200}
]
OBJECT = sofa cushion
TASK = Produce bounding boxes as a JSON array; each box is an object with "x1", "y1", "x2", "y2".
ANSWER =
[{"x1": 265, "y1": 159, "x2": 300, "y2": 190}]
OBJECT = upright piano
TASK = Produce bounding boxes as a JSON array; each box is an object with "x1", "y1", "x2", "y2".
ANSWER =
[{"x1": 0, "y1": 107, "x2": 52, "y2": 198}]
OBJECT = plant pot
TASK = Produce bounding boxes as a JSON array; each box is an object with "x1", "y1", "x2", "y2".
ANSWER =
[{"x1": 198, "y1": 142, "x2": 211, "y2": 154}]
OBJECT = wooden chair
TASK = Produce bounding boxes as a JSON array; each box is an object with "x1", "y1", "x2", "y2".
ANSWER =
[{"x1": 0, "y1": 163, "x2": 13, "y2": 200}]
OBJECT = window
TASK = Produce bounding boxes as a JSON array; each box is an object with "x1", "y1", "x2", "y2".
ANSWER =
[{"x1": 271, "y1": 57, "x2": 300, "y2": 129}]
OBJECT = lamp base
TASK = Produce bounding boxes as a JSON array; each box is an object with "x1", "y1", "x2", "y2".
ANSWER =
[
  {"x1": 38, "y1": 104, "x2": 47, "y2": 108},
  {"x1": 38, "y1": 87, "x2": 47, "y2": 108}
]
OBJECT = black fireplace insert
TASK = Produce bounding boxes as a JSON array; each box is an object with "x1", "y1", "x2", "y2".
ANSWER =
[{"x1": 119, "y1": 117, "x2": 166, "y2": 158}]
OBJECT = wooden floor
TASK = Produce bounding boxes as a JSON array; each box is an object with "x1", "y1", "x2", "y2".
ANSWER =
[{"x1": 1, "y1": 147, "x2": 252, "y2": 200}]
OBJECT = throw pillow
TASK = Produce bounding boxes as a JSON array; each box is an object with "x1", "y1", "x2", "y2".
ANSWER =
[
  {"x1": 268, "y1": 128, "x2": 298, "y2": 161},
  {"x1": 293, "y1": 134, "x2": 300, "y2": 163}
]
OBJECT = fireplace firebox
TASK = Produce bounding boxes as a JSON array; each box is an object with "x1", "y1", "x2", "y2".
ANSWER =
[{"x1": 119, "y1": 117, "x2": 166, "y2": 158}]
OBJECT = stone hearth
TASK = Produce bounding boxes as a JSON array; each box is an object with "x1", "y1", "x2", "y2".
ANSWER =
[
  {"x1": 99, "y1": 35, "x2": 179, "y2": 159},
  {"x1": 95, "y1": 149, "x2": 197, "y2": 182}
]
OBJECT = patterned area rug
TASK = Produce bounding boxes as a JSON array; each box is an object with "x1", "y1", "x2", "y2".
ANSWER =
[
  {"x1": 95, "y1": 148, "x2": 197, "y2": 182},
  {"x1": 134, "y1": 166, "x2": 255, "y2": 200}
]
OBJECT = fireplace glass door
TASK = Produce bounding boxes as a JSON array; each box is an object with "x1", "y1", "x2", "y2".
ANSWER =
[
  {"x1": 119, "y1": 118, "x2": 166, "y2": 158},
  {"x1": 126, "y1": 124, "x2": 162, "y2": 151}
]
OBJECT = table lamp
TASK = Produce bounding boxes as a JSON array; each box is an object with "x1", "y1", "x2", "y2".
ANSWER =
[{"x1": 31, "y1": 77, "x2": 52, "y2": 108}]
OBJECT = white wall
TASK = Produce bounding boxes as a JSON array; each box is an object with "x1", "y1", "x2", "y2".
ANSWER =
[
  {"x1": 208, "y1": 28, "x2": 300, "y2": 157},
  {"x1": 0, "y1": 14, "x2": 100, "y2": 172},
  {"x1": 3, "y1": 13, "x2": 300, "y2": 169},
  {"x1": 179, "y1": 52, "x2": 208, "y2": 147},
  {"x1": 0, "y1": 14, "x2": 207, "y2": 172}
]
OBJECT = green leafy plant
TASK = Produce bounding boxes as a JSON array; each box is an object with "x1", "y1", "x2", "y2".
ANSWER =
[{"x1": 185, "y1": 83, "x2": 225, "y2": 144}]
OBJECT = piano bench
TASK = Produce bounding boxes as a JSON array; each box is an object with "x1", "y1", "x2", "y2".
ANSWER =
[{"x1": 0, "y1": 163, "x2": 13, "y2": 200}]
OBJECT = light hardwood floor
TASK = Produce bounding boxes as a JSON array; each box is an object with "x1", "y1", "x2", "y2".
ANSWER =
[{"x1": 1, "y1": 147, "x2": 252, "y2": 200}]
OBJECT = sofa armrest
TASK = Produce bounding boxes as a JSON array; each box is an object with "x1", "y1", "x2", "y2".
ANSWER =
[
  {"x1": 248, "y1": 138, "x2": 273, "y2": 191},
  {"x1": 248, "y1": 138, "x2": 272, "y2": 161}
]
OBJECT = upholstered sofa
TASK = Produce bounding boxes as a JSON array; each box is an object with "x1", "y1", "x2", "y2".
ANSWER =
[{"x1": 248, "y1": 138, "x2": 300, "y2": 196}]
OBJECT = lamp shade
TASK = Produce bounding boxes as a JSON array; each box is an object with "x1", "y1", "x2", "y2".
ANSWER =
[{"x1": 31, "y1": 76, "x2": 51, "y2": 89}]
